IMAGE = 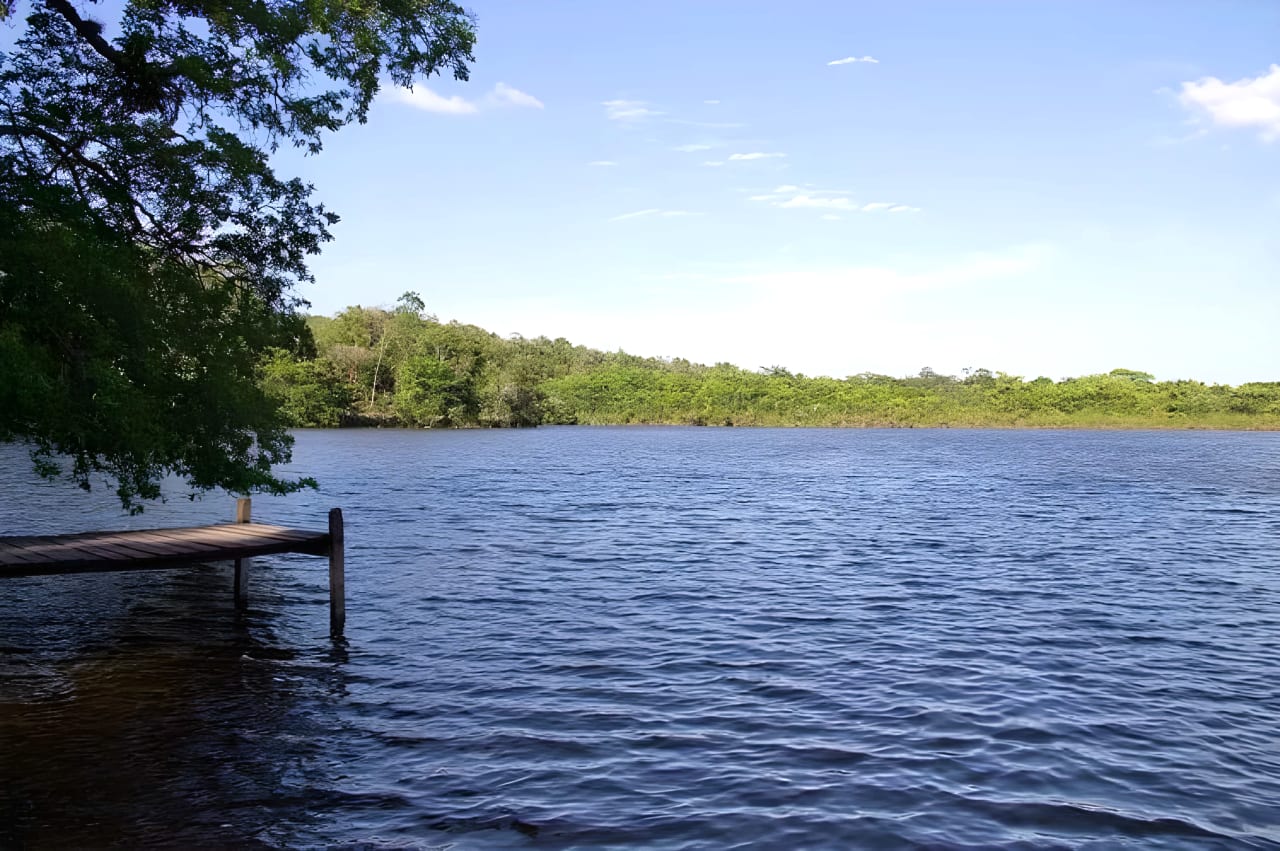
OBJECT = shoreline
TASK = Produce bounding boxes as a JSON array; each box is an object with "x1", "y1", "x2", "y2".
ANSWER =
[{"x1": 300, "y1": 418, "x2": 1280, "y2": 433}]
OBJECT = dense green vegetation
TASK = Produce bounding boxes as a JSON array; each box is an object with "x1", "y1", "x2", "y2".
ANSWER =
[
  {"x1": 1, "y1": 0, "x2": 475, "y2": 509},
  {"x1": 262, "y1": 295, "x2": 1280, "y2": 431}
]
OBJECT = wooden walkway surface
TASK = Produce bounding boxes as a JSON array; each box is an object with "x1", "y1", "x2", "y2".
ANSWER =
[
  {"x1": 0, "y1": 523, "x2": 330, "y2": 577},
  {"x1": 0, "y1": 499, "x2": 346, "y2": 635}
]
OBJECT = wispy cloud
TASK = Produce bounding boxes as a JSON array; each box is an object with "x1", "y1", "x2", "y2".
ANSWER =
[
  {"x1": 667, "y1": 119, "x2": 748, "y2": 129},
  {"x1": 828, "y1": 56, "x2": 879, "y2": 66},
  {"x1": 749, "y1": 185, "x2": 919, "y2": 214},
  {"x1": 728, "y1": 152, "x2": 786, "y2": 161},
  {"x1": 1178, "y1": 64, "x2": 1280, "y2": 141},
  {"x1": 609, "y1": 209, "x2": 660, "y2": 222},
  {"x1": 1152, "y1": 128, "x2": 1210, "y2": 146},
  {"x1": 704, "y1": 99, "x2": 721, "y2": 105},
  {"x1": 385, "y1": 87, "x2": 478, "y2": 115},
  {"x1": 386, "y1": 82, "x2": 543, "y2": 114},
  {"x1": 604, "y1": 99, "x2": 663, "y2": 121},
  {"x1": 589, "y1": 160, "x2": 618, "y2": 167},
  {"x1": 490, "y1": 82, "x2": 544, "y2": 109},
  {"x1": 673, "y1": 143, "x2": 714, "y2": 152},
  {"x1": 780, "y1": 195, "x2": 857, "y2": 210},
  {"x1": 750, "y1": 185, "x2": 846, "y2": 201},
  {"x1": 608, "y1": 209, "x2": 699, "y2": 222},
  {"x1": 703, "y1": 161, "x2": 726, "y2": 167}
]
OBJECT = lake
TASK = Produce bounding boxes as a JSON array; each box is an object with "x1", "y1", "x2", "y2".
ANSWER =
[{"x1": 2, "y1": 427, "x2": 1279, "y2": 848}]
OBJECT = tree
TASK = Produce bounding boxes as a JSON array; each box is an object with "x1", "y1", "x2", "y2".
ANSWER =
[
  {"x1": 1108, "y1": 368, "x2": 1156, "y2": 383},
  {"x1": 369, "y1": 291, "x2": 434, "y2": 405},
  {"x1": 0, "y1": 0, "x2": 476, "y2": 509},
  {"x1": 259, "y1": 350, "x2": 355, "y2": 428},
  {"x1": 395, "y1": 355, "x2": 471, "y2": 427}
]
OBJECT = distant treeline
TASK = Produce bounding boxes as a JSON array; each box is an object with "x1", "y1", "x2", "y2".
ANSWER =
[{"x1": 260, "y1": 294, "x2": 1280, "y2": 430}]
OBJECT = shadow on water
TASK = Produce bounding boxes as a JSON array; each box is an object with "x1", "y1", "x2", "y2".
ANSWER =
[{"x1": 0, "y1": 561, "x2": 349, "y2": 849}]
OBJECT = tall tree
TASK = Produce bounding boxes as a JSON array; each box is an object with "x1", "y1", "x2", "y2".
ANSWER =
[{"x1": 0, "y1": 0, "x2": 475, "y2": 509}]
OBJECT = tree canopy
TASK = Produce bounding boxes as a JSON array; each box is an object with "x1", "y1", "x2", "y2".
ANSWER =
[
  {"x1": 261, "y1": 301, "x2": 1280, "y2": 432},
  {"x1": 0, "y1": 0, "x2": 475, "y2": 509}
]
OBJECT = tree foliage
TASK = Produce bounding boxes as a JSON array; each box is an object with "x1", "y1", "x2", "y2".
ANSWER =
[
  {"x1": 0, "y1": 0, "x2": 475, "y2": 509},
  {"x1": 271, "y1": 302, "x2": 1280, "y2": 432}
]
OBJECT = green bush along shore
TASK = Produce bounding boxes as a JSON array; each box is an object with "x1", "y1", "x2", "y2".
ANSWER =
[{"x1": 260, "y1": 296, "x2": 1280, "y2": 431}]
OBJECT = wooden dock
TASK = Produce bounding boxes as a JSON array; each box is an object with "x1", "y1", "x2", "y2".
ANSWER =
[{"x1": 0, "y1": 499, "x2": 345, "y2": 635}]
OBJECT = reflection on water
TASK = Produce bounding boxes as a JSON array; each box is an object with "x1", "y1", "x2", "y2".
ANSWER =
[
  {"x1": 3, "y1": 428, "x2": 1280, "y2": 848},
  {"x1": 0, "y1": 559, "x2": 348, "y2": 848}
]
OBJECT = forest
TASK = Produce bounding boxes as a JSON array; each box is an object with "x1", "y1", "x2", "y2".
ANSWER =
[{"x1": 260, "y1": 294, "x2": 1280, "y2": 431}]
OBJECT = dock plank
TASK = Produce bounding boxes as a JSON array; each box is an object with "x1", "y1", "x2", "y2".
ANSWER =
[
  {"x1": 0, "y1": 522, "x2": 331, "y2": 577},
  {"x1": 0, "y1": 503, "x2": 345, "y2": 636}
]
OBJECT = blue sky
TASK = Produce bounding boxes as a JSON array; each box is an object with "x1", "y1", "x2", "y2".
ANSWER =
[{"x1": 278, "y1": 1, "x2": 1279, "y2": 383}]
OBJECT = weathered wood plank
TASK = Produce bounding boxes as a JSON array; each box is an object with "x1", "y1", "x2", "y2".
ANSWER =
[
  {"x1": 0, "y1": 525, "x2": 330, "y2": 573},
  {"x1": 144, "y1": 526, "x2": 321, "y2": 548},
  {"x1": 0, "y1": 536, "x2": 129, "y2": 564},
  {"x1": 53, "y1": 532, "x2": 196, "y2": 557},
  {"x1": 115, "y1": 527, "x2": 323, "y2": 554},
  {"x1": 0, "y1": 510, "x2": 342, "y2": 641},
  {"x1": 0, "y1": 541, "x2": 43, "y2": 563}
]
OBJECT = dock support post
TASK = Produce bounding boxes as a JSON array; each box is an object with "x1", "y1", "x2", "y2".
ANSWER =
[
  {"x1": 234, "y1": 497, "x2": 251, "y2": 609},
  {"x1": 329, "y1": 508, "x2": 345, "y2": 636}
]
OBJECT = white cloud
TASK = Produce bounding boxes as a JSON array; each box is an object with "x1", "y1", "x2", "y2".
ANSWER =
[
  {"x1": 667, "y1": 119, "x2": 747, "y2": 129},
  {"x1": 604, "y1": 99, "x2": 662, "y2": 121},
  {"x1": 609, "y1": 208, "x2": 660, "y2": 221},
  {"x1": 828, "y1": 56, "x2": 879, "y2": 66},
  {"x1": 821, "y1": 214, "x2": 842, "y2": 221},
  {"x1": 674, "y1": 143, "x2": 714, "y2": 152},
  {"x1": 748, "y1": 186, "x2": 919, "y2": 214},
  {"x1": 728, "y1": 152, "x2": 786, "y2": 161},
  {"x1": 780, "y1": 194, "x2": 856, "y2": 210},
  {"x1": 1178, "y1": 64, "x2": 1280, "y2": 141},
  {"x1": 385, "y1": 86, "x2": 478, "y2": 115},
  {"x1": 386, "y1": 82, "x2": 543, "y2": 114},
  {"x1": 704, "y1": 99, "x2": 721, "y2": 105},
  {"x1": 589, "y1": 160, "x2": 617, "y2": 167},
  {"x1": 608, "y1": 209, "x2": 698, "y2": 222},
  {"x1": 1151, "y1": 128, "x2": 1210, "y2": 146},
  {"x1": 489, "y1": 82, "x2": 544, "y2": 109}
]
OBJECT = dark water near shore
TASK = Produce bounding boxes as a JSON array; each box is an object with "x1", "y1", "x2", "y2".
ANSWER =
[{"x1": 2, "y1": 427, "x2": 1280, "y2": 849}]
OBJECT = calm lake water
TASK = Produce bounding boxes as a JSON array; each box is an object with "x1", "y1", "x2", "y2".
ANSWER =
[{"x1": 2, "y1": 427, "x2": 1279, "y2": 849}]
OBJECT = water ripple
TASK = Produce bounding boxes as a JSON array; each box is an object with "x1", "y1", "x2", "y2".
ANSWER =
[{"x1": 3, "y1": 428, "x2": 1280, "y2": 848}]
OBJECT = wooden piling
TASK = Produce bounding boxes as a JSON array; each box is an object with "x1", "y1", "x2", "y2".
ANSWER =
[
  {"x1": 328, "y1": 507, "x2": 345, "y2": 636},
  {"x1": 233, "y1": 498, "x2": 251, "y2": 608}
]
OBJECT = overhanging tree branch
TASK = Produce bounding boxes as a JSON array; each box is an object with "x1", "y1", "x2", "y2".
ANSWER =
[
  {"x1": 43, "y1": 0, "x2": 130, "y2": 72},
  {"x1": 1, "y1": 0, "x2": 476, "y2": 510}
]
